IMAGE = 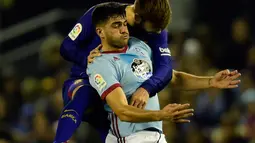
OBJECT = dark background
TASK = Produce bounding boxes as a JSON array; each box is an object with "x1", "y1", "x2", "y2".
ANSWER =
[{"x1": 0, "y1": 0, "x2": 254, "y2": 142}]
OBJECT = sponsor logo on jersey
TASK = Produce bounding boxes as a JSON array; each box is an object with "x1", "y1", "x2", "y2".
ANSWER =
[
  {"x1": 159, "y1": 47, "x2": 171, "y2": 56},
  {"x1": 68, "y1": 23, "x2": 82, "y2": 41},
  {"x1": 94, "y1": 74, "x2": 107, "y2": 91}
]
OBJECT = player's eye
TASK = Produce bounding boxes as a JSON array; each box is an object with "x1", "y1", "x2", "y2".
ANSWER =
[
  {"x1": 112, "y1": 23, "x2": 121, "y2": 28},
  {"x1": 113, "y1": 24, "x2": 119, "y2": 28}
]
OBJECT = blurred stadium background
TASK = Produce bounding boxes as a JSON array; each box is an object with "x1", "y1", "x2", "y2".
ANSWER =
[{"x1": 0, "y1": 0, "x2": 254, "y2": 142}]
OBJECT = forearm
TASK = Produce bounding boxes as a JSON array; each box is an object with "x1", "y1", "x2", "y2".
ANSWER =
[
  {"x1": 171, "y1": 70, "x2": 214, "y2": 90},
  {"x1": 141, "y1": 30, "x2": 173, "y2": 96},
  {"x1": 117, "y1": 105, "x2": 162, "y2": 122},
  {"x1": 103, "y1": 87, "x2": 163, "y2": 123},
  {"x1": 141, "y1": 68, "x2": 172, "y2": 97}
]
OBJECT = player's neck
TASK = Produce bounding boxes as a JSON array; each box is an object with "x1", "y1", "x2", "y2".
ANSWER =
[{"x1": 101, "y1": 43, "x2": 127, "y2": 53}]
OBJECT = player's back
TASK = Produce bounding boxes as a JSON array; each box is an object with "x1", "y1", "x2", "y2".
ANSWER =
[{"x1": 87, "y1": 37, "x2": 162, "y2": 138}]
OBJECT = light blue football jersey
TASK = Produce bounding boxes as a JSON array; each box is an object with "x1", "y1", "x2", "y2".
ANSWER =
[{"x1": 87, "y1": 37, "x2": 162, "y2": 138}]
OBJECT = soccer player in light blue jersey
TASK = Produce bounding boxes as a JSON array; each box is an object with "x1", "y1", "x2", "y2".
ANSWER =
[
  {"x1": 87, "y1": 4, "x2": 194, "y2": 143},
  {"x1": 86, "y1": 3, "x2": 242, "y2": 142}
]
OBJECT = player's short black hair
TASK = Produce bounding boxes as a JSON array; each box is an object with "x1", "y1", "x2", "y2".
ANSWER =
[{"x1": 92, "y1": 2, "x2": 126, "y2": 27}]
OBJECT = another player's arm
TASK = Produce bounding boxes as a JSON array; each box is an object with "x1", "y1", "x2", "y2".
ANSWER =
[
  {"x1": 140, "y1": 30, "x2": 173, "y2": 96},
  {"x1": 87, "y1": 59, "x2": 163, "y2": 122},
  {"x1": 105, "y1": 87, "x2": 164, "y2": 122},
  {"x1": 170, "y1": 69, "x2": 241, "y2": 90},
  {"x1": 170, "y1": 70, "x2": 214, "y2": 90},
  {"x1": 60, "y1": 6, "x2": 96, "y2": 65},
  {"x1": 87, "y1": 59, "x2": 192, "y2": 122}
]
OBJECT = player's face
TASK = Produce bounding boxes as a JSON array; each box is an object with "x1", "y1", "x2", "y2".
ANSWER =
[{"x1": 103, "y1": 17, "x2": 129, "y2": 48}]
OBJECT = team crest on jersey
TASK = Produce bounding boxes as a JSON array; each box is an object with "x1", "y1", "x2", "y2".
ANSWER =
[
  {"x1": 131, "y1": 59, "x2": 152, "y2": 80},
  {"x1": 94, "y1": 74, "x2": 107, "y2": 91},
  {"x1": 68, "y1": 23, "x2": 82, "y2": 41}
]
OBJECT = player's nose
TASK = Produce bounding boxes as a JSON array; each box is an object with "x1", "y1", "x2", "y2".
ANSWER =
[{"x1": 120, "y1": 25, "x2": 129, "y2": 34}]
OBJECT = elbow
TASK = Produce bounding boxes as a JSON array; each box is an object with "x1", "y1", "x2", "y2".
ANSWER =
[
  {"x1": 171, "y1": 70, "x2": 185, "y2": 90},
  {"x1": 60, "y1": 41, "x2": 68, "y2": 59},
  {"x1": 118, "y1": 115, "x2": 131, "y2": 122},
  {"x1": 60, "y1": 39, "x2": 73, "y2": 61}
]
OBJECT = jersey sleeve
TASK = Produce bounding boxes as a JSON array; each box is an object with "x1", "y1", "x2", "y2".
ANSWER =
[
  {"x1": 87, "y1": 58, "x2": 121, "y2": 100},
  {"x1": 60, "y1": 6, "x2": 96, "y2": 65},
  {"x1": 140, "y1": 30, "x2": 173, "y2": 97}
]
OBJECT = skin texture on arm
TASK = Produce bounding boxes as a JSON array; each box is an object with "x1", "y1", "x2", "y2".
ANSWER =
[
  {"x1": 87, "y1": 57, "x2": 193, "y2": 123},
  {"x1": 105, "y1": 87, "x2": 161, "y2": 122},
  {"x1": 105, "y1": 87, "x2": 193, "y2": 123},
  {"x1": 170, "y1": 70, "x2": 241, "y2": 90}
]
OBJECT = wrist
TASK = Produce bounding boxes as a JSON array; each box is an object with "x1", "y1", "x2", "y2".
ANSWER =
[
  {"x1": 140, "y1": 84, "x2": 152, "y2": 95},
  {"x1": 208, "y1": 77, "x2": 214, "y2": 88},
  {"x1": 156, "y1": 110, "x2": 165, "y2": 121}
]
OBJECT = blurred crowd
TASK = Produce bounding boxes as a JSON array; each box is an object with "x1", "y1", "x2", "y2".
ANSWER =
[{"x1": 0, "y1": 0, "x2": 255, "y2": 143}]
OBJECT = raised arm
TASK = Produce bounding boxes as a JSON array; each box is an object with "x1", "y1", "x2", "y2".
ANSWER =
[{"x1": 60, "y1": 6, "x2": 96, "y2": 65}]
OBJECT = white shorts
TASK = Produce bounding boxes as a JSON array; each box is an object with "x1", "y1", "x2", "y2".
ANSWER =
[{"x1": 105, "y1": 131, "x2": 167, "y2": 143}]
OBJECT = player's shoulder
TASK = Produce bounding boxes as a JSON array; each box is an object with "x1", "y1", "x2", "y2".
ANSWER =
[
  {"x1": 128, "y1": 37, "x2": 151, "y2": 51},
  {"x1": 129, "y1": 37, "x2": 147, "y2": 46},
  {"x1": 88, "y1": 55, "x2": 114, "y2": 68},
  {"x1": 87, "y1": 55, "x2": 116, "y2": 76}
]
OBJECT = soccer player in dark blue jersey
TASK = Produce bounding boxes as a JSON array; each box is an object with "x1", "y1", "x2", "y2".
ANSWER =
[
  {"x1": 54, "y1": 1, "x2": 173, "y2": 143},
  {"x1": 54, "y1": 1, "x2": 241, "y2": 143}
]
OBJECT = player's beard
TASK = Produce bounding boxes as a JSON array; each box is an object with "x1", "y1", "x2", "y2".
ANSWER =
[{"x1": 107, "y1": 36, "x2": 128, "y2": 49}]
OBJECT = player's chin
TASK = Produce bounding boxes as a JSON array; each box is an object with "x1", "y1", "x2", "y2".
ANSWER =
[
  {"x1": 120, "y1": 40, "x2": 128, "y2": 46},
  {"x1": 124, "y1": 39, "x2": 129, "y2": 44}
]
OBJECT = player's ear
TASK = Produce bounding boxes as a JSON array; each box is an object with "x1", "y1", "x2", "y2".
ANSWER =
[
  {"x1": 96, "y1": 27, "x2": 104, "y2": 38},
  {"x1": 134, "y1": 13, "x2": 142, "y2": 24}
]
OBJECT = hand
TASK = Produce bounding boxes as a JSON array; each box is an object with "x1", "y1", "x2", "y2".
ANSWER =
[
  {"x1": 130, "y1": 87, "x2": 149, "y2": 109},
  {"x1": 210, "y1": 69, "x2": 241, "y2": 89},
  {"x1": 161, "y1": 103, "x2": 194, "y2": 123},
  {"x1": 87, "y1": 44, "x2": 102, "y2": 64}
]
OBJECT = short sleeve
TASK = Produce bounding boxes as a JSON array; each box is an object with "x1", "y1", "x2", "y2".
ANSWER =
[{"x1": 87, "y1": 58, "x2": 121, "y2": 100}]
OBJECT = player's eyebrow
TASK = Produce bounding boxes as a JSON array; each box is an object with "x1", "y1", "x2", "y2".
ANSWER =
[
  {"x1": 111, "y1": 19, "x2": 127, "y2": 25},
  {"x1": 112, "y1": 21, "x2": 122, "y2": 25}
]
